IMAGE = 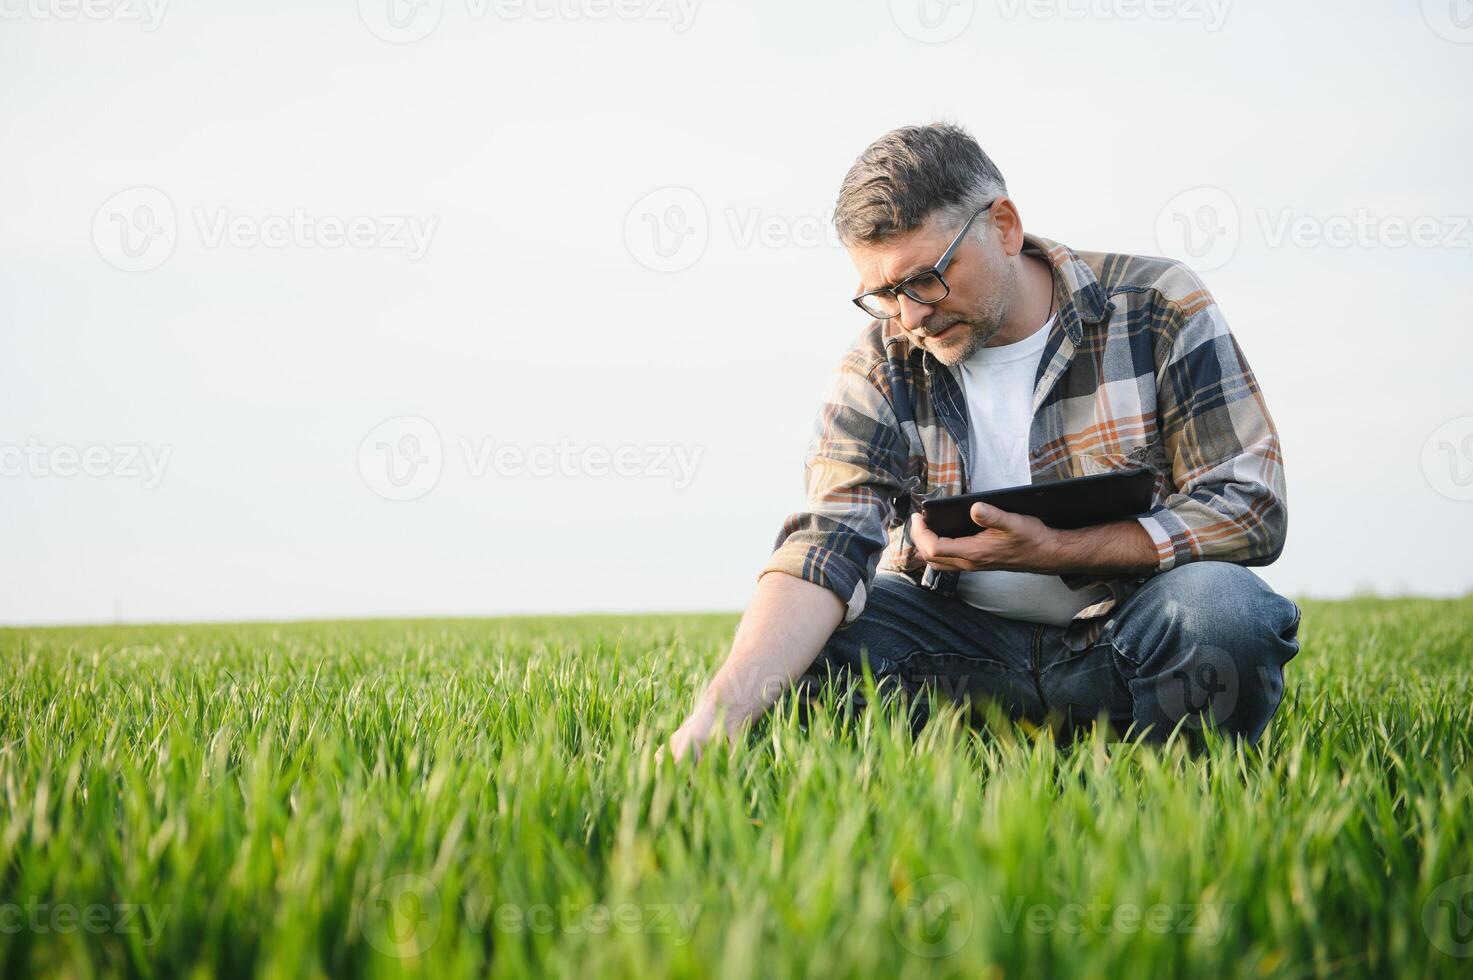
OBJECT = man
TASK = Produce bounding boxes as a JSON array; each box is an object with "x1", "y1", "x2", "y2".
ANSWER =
[{"x1": 667, "y1": 123, "x2": 1300, "y2": 760}]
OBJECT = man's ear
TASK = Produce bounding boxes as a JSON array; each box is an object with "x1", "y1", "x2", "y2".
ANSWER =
[{"x1": 990, "y1": 196, "x2": 1025, "y2": 257}]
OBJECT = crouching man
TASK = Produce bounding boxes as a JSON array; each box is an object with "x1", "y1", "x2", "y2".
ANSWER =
[{"x1": 667, "y1": 123, "x2": 1300, "y2": 760}]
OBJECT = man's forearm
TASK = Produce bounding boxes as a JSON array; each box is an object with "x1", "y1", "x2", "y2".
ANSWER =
[
  {"x1": 1047, "y1": 519, "x2": 1158, "y2": 576},
  {"x1": 679, "y1": 571, "x2": 844, "y2": 743}
]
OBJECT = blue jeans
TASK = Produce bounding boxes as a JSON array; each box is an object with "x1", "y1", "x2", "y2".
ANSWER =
[{"x1": 795, "y1": 562, "x2": 1302, "y2": 744}]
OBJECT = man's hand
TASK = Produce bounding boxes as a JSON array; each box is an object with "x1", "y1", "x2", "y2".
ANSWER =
[
  {"x1": 660, "y1": 572, "x2": 844, "y2": 765},
  {"x1": 910, "y1": 502, "x2": 1060, "y2": 573},
  {"x1": 911, "y1": 502, "x2": 1160, "y2": 577},
  {"x1": 661, "y1": 713, "x2": 724, "y2": 764}
]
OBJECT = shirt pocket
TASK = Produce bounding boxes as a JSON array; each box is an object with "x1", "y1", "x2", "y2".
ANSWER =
[
  {"x1": 1073, "y1": 446, "x2": 1171, "y2": 502},
  {"x1": 1076, "y1": 451, "x2": 1138, "y2": 476}
]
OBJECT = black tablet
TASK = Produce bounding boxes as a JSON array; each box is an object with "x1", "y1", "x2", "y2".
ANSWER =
[{"x1": 919, "y1": 468, "x2": 1155, "y2": 538}]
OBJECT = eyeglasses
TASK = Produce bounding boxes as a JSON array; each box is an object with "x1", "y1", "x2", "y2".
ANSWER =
[{"x1": 851, "y1": 201, "x2": 993, "y2": 319}]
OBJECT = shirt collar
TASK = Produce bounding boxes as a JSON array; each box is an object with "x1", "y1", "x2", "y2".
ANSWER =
[{"x1": 1023, "y1": 231, "x2": 1112, "y2": 344}]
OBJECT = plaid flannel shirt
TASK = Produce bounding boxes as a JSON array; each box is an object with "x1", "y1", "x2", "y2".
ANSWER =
[{"x1": 760, "y1": 232, "x2": 1287, "y2": 650}]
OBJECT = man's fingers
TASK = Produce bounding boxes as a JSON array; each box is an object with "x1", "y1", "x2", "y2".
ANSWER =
[
  {"x1": 914, "y1": 512, "x2": 976, "y2": 558},
  {"x1": 969, "y1": 501, "x2": 1019, "y2": 532},
  {"x1": 661, "y1": 737, "x2": 696, "y2": 765},
  {"x1": 910, "y1": 512, "x2": 940, "y2": 558},
  {"x1": 912, "y1": 513, "x2": 973, "y2": 560}
]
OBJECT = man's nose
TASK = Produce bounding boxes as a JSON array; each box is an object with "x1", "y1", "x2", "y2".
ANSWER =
[{"x1": 897, "y1": 293, "x2": 934, "y2": 333}]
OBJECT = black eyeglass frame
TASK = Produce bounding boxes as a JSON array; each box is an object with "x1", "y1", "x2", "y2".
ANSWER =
[{"x1": 850, "y1": 200, "x2": 995, "y2": 319}]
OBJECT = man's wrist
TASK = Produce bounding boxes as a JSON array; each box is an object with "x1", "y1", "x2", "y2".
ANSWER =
[
  {"x1": 1039, "y1": 526, "x2": 1069, "y2": 573},
  {"x1": 1045, "y1": 521, "x2": 1157, "y2": 576}
]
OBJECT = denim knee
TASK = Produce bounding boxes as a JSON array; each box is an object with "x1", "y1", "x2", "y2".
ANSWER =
[
  {"x1": 1159, "y1": 563, "x2": 1297, "y2": 640},
  {"x1": 1109, "y1": 562, "x2": 1301, "y2": 742}
]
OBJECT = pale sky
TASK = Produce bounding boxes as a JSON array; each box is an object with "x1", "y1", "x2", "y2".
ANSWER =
[{"x1": 2, "y1": 0, "x2": 1471, "y2": 624}]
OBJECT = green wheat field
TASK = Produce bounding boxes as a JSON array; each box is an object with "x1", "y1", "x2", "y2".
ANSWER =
[{"x1": 3, "y1": 597, "x2": 1472, "y2": 979}]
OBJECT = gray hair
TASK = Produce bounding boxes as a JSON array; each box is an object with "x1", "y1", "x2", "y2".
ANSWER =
[{"x1": 833, "y1": 122, "x2": 1008, "y2": 246}]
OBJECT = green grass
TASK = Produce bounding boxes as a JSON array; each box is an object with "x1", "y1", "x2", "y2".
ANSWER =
[{"x1": 2, "y1": 598, "x2": 1472, "y2": 979}]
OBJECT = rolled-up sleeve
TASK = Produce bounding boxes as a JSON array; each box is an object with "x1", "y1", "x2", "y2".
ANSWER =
[
  {"x1": 758, "y1": 353, "x2": 908, "y2": 624},
  {"x1": 1137, "y1": 292, "x2": 1288, "y2": 572}
]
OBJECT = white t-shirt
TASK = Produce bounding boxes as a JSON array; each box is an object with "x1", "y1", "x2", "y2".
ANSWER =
[{"x1": 945, "y1": 314, "x2": 1110, "y2": 626}]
